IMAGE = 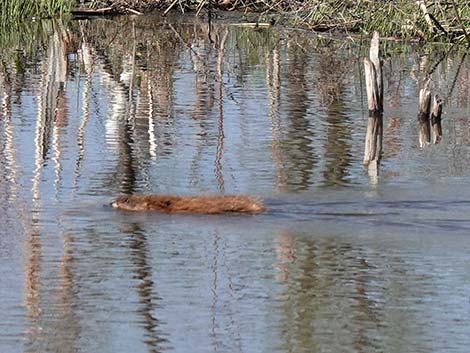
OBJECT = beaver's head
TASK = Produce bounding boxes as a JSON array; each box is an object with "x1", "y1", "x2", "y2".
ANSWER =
[
  {"x1": 249, "y1": 201, "x2": 266, "y2": 214},
  {"x1": 111, "y1": 195, "x2": 148, "y2": 211}
]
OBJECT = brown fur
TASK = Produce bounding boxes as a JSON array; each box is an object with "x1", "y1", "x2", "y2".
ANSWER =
[{"x1": 111, "y1": 194, "x2": 265, "y2": 214}]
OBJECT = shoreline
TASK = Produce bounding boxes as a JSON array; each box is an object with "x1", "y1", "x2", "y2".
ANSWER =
[{"x1": 71, "y1": 0, "x2": 470, "y2": 44}]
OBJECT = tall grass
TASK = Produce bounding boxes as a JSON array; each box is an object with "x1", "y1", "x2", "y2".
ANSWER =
[
  {"x1": 0, "y1": 0, "x2": 73, "y2": 24},
  {"x1": 270, "y1": 0, "x2": 470, "y2": 42}
]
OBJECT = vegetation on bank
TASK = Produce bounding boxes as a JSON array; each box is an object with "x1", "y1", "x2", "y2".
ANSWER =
[
  {"x1": 1, "y1": 0, "x2": 470, "y2": 43},
  {"x1": 74, "y1": 0, "x2": 470, "y2": 43},
  {"x1": 0, "y1": 0, "x2": 73, "y2": 24}
]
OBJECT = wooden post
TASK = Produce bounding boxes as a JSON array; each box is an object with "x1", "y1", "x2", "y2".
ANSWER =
[
  {"x1": 431, "y1": 94, "x2": 443, "y2": 144},
  {"x1": 363, "y1": 31, "x2": 383, "y2": 168},
  {"x1": 418, "y1": 79, "x2": 432, "y2": 148}
]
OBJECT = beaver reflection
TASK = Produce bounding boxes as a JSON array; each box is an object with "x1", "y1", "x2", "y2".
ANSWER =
[{"x1": 111, "y1": 194, "x2": 265, "y2": 214}]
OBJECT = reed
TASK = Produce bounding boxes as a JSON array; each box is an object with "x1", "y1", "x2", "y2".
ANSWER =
[
  {"x1": 279, "y1": 0, "x2": 470, "y2": 42},
  {"x1": 0, "y1": 0, "x2": 73, "y2": 23}
]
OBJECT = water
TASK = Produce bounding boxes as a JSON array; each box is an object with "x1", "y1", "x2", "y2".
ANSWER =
[{"x1": 1, "y1": 15, "x2": 470, "y2": 353}]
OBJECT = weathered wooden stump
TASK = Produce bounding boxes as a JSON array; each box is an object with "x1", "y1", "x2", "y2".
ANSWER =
[
  {"x1": 418, "y1": 79, "x2": 432, "y2": 148},
  {"x1": 363, "y1": 31, "x2": 383, "y2": 170},
  {"x1": 431, "y1": 94, "x2": 443, "y2": 144}
]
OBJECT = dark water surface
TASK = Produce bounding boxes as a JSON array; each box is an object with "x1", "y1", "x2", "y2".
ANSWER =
[{"x1": 1, "y1": 14, "x2": 470, "y2": 353}]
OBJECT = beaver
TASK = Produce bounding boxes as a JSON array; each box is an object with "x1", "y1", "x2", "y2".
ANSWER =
[{"x1": 111, "y1": 194, "x2": 265, "y2": 214}]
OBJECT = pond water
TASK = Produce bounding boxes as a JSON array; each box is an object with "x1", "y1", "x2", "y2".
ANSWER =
[{"x1": 1, "y1": 14, "x2": 470, "y2": 353}]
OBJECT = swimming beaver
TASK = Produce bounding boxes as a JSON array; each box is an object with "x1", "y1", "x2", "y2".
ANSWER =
[{"x1": 111, "y1": 194, "x2": 265, "y2": 214}]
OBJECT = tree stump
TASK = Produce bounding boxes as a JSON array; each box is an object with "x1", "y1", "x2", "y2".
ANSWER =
[
  {"x1": 363, "y1": 31, "x2": 383, "y2": 168},
  {"x1": 431, "y1": 94, "x2": 443, "y2": 144},
  {"x1": 418, "y1": 79, "x2": 432, "y2": 148}
]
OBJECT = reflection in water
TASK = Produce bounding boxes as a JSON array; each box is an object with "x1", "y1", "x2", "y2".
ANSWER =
[
  {"x1": 73, "y1": 26, "x2": 94, "y2": 193},
  {"x1": 55, "y1": 232, "x2": 81, "y2": 353},
  {"x1": 23, "y1": 226, "x2": 43, "y2": 353},
  {"x1": 215, "y1": 29, "x2": 229, "y2": 193},
  {"x1": 210, "y1": 229, "x2": 244, "y2": 353},
  {"x1": 189, "y1": 24, "x2": 217, "y2": 190},
  {"x1": 124, "y1": 224, "x2": 166, "y2": 352},
  {"x1": 25, "y1": 25, "x2": 81, "y2": 353},
  {"x1": 0, "y1": 60, "x2": 18, "y2": 200},
  {"x1": 274, "y1": 236, "x2": 435, "y2": 353},
  {"x1": 274, "y1": 233, "x2": 296, "y2": 282},
  {"x1": 318, "y1": 49, "x2": 353, "y2": 186},
  {"x1": 281, "y1": 41, "x2": 316, "y2": 190},
  {"x1": 1, "y1": 15, "x2": 470, "y2": 353},
  {"x1": 267, "y1": 41, "x2": 286, "y2": 191}
]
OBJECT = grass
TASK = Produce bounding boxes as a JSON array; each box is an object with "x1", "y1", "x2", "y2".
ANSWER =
[
  {"x1": 0, "y1": 0, "x2": 73, "y2": 24},
  {"x1": 269, "y1": 0, "x2": 470, "y2": 43}
]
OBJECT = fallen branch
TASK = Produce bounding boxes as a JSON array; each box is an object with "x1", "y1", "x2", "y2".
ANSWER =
[
  {"x1": 164, "y1": 0, "x2": 179, "y2": 16},
  {"x1": 71, "y1": 7, "x2": 114, "y2": 17},
  {"x1": 126, "y1": 8, "x2": 143, "y2": 15}
]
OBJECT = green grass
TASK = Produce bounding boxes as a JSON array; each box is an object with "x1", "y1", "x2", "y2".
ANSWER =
[{"x1": 0, "y1": 0, "x2": 73, "y2": 24}]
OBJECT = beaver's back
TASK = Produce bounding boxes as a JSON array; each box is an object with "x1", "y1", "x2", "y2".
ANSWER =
[{"x1": 112, "y1": 194, "x2": 265, "y2": 214}]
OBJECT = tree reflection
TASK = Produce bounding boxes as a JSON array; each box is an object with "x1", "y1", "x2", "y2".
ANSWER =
[
  {"x1": 281, "y1": 40, "x2": 316, "y2": 190},
  {"x1": 123, "y1": 223, "x2": 167, "y2": 352},
  {"x1": 316, "y1": 48, "x2": 353, "y2": 186},
  {"x1": 273, "y1": 234, "x2": 435, "y2": 353}
]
